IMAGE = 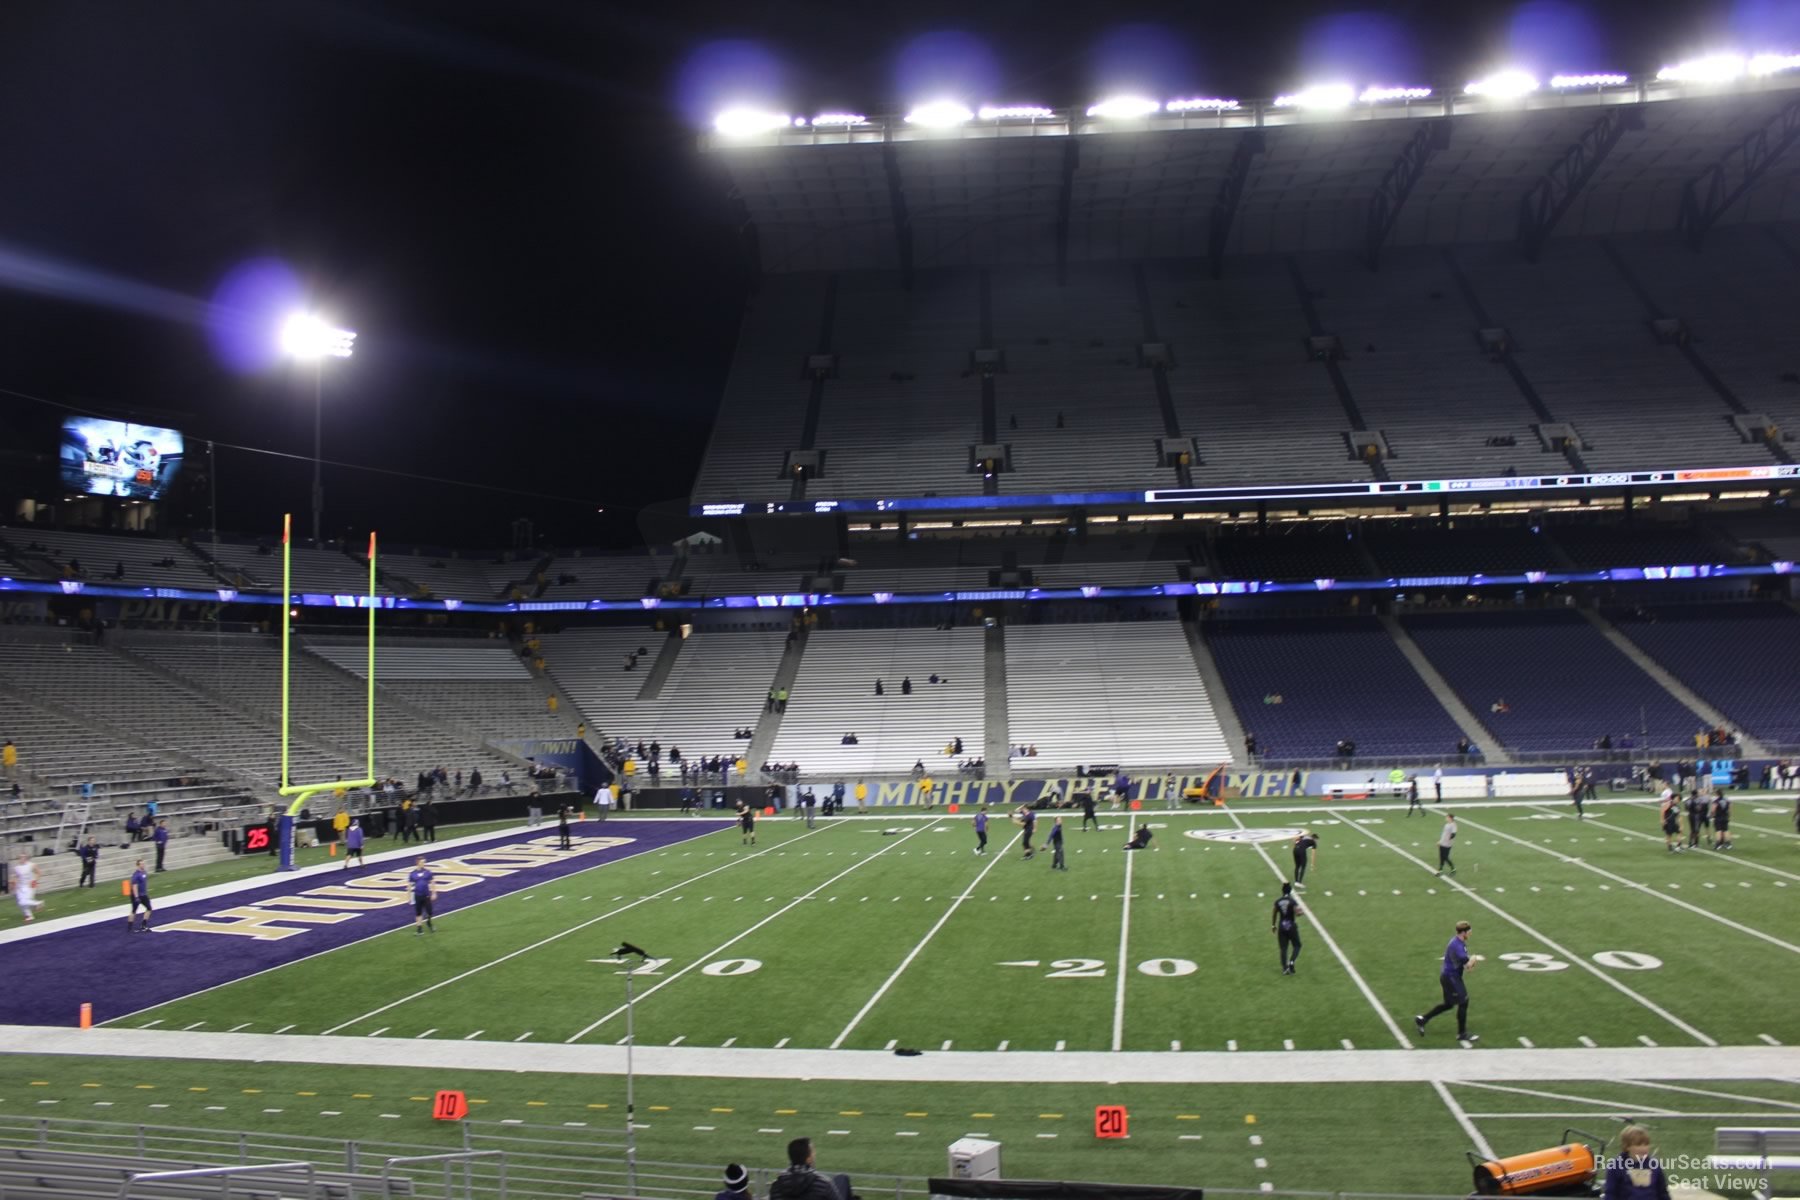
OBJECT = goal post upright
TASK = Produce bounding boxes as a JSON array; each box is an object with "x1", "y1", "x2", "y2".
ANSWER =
[{"x1": 274, "y1": 514, "x2": 378, "y2": 871}]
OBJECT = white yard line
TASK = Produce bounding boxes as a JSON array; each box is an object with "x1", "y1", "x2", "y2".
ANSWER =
[
  {"x1": 1432, "y1": 1080, "x2": 1495, "y2": 1159},
  {"x1": 1113, "y1": 815, "x2": 1137, "y2": 1053},
  {"x1": 830, "y1": 829, "x2": 1022, "y2": 1049},
  {"x1": 1226, "y1": 809, "x2": 1413, "y2": 1049},
  {"x1": 567, "y1": 819, "x2": 947, "y2": 1043},
  {"x1": 1463, "y1": 815, "x2": 1800, "y2": 955},
  {"x1": 1615, "y1": 1079, "x2": 1800, "y2": 1111},
  {"x1": 1352, "y1": 820, "x2": 1717, "y2": 1046},
  {"x1": 1525, "y1": 805, "x2": 1800, "y2": 883},
  {"x1": 1450, "y1": 1080, "x2": 1680, "y2": 1115},
  {"x1": 319, "y1": 828, "x2": 823, "y2": 1036}
]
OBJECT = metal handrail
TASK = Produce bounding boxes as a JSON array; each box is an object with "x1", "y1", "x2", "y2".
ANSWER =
[
  {"x1": 383, "y1": 1150, "x2": 506, "y2": 1200},
  {"x1": 115, "y1": 1160, "x2": 317, "y2": 1200}
]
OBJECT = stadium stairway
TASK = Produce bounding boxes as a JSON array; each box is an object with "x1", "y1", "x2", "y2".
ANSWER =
[
  {"x1": 1377, "y1": 613, "x2": 1514, "y2": 764},
  {"x1": 1576, "y1": 606, "x2": 1770, "y2": 755},
  {"x1": 983, "y1": 621, "x2": 1010, "y2": 771},
  {"x1": 746, "y1": 625, "x2": 809, "y2": 769},
  {"x1": 1179, "y1": 617, "x2": 1249, "y2": 768},
  {"x1": 633, "y1": 632, "x2": 684, "y2": 702}
]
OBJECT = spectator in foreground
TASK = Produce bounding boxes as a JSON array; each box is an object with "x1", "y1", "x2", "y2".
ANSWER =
[
  {"x1": 769, "y1": 1138, "x2": 848, "y2": 1200},
  {"x1": 716, "y1": 1163, "x2": 752, "y2": 1200},
  {"x1": 1601, "y1": 1124, "x2": 1671, "y2": 1200}
]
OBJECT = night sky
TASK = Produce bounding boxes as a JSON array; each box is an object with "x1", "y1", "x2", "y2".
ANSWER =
[{"x1": 0, "y1": 0, "x2": 1747, "y2": 549}]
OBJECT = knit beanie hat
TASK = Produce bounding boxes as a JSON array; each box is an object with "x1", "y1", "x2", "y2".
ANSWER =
[{"x1": 724, "y1": 1163, "x2": 748, "y2": 1189}]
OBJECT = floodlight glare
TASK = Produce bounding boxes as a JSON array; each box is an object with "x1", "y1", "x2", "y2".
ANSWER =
[
  {"x1": 905, "y1": 100, "x2": 974, "y2": 127},
  {"x1": 977, "y1": 104, "x2": 1055, "y2": 120},
  {"x1": 712, "y1": 108, "x2": 791, "y2": 136},
  {"x1": 1086, "y1": 95, "x2": 1161, "y2": 118},
  {"x1": 1465, "y1": 69, "x2": 1540, "y2": 98},
  {"x1": 809, "y1": 112, "x2": 869, "y2": 126},
  {"x1": 1550, "y1": 72, "x2": 1630, "y2": 88},
  {"x1": 280, "y1": 314, "x2": 355, "y2": 360},
  {"x1": 1359, "y1": 85, "x2": 1433, "y2": 103},
  {"x1": 1657, "y1": 54, "x2": 1745, "y2": 83},
  {"x1": 1749, "y1": 53, "x2": 1800, "y2": 77},
  {"x1": 1165, "y1": 96, "x2": 1240, "y2": 112},
  {"x1": 1273, "y1": 83, "x2": 1355, "y2": 109}
]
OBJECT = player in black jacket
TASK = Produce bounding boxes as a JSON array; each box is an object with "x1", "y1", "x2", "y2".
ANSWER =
[{"x1": 1271, "y1": 882, "x2": 1302, "y2": 975}]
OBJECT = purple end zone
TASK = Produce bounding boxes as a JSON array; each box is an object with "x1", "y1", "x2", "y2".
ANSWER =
[{"x1": 0, "y1": 820, "x2": 721, "y2": 1027}]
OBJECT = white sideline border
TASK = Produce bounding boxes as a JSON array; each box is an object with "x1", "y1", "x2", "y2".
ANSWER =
[{"x1": 5, "y1": 1024, "x2": 1796, "y2": 1085}]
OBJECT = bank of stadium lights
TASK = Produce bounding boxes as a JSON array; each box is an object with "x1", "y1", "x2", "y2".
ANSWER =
[
  {"x1": 905, "y1": 100, "x2": 974, "y2": 127},
  {"x1": 1751, "y1": 53, "x2": 1800, "y2": 76},
  {"x1": 977, "y1": 104, "x2": 1055, "y2": 120},
  {"x1": 1550, "y1": 73, "x2": 1630, "y2": 88},
  {"x1": 280, "y1": 314, "x2": 355, "y2": 360},
  {"x1": 713, "y1": 107, "x2": 792, "y2": 136},
  {"x1": 1272, "y1": 83, "x2": 1354, "y2": 110},
  {"x1": 1086, "y1": 95, "x2": 1161, "y2": 118},
  {"x1": 1358, "y1": 85, "x2": 1433, "y2": 103},
  {"x1": 1165, "y1": 96, "x2": 1240, "y2": 112},
  {"x1": 807, "y1": 112, "x2": 869, "y2": 127},
  {"x1": 1464, "y1": 69, "x2": 1540, "y2": 98}
]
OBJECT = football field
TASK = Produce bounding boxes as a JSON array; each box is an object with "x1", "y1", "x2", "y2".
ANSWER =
[
  {"x1": 110, "y1": 798, "x2": 1800, "y2": 1053},
  {"x1": 7, "y1": 795, "x2": 1799, "y2": 1196}
]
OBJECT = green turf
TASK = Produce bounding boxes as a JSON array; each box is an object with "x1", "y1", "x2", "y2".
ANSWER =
[
  {"x1": 112, "y1": 801, "x2": 1800, "y2": 1051},
  {"x1": 14, "y1": 796, "x2": 1800, "y2": 1197}
]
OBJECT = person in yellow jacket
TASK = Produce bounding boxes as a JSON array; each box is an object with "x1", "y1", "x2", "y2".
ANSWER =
[
  {"x1": 919, "y1": 776, "x2": 935, "y2": 808},
  {"x1": 1, "y1": 739, "x2": 16, "y2": 779},
  {"x1": 854, "y1": 781, "x2": 868, "y2": 808}
]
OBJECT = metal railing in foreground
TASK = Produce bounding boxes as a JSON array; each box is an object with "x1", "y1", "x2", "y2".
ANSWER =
[
  {"x1": 0, "y1": 1114, "x2": 1471, "y2": 1200},
  {"x1": 116, "y1": 1161, "x2": 318, "y2": 1200}
]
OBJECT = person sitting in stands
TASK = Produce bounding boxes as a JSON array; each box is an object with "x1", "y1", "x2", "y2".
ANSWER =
[
  {"x1": 841, "y1": 733, "x2": 859, "y2": 745},
  {"x1": 1490, "y1": 699, "x2": 1510, "y2": 714}
]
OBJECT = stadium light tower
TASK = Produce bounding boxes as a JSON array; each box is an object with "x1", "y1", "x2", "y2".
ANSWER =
[{"x1": 280, "y1": 313, "x2": 356, "y2": 549}]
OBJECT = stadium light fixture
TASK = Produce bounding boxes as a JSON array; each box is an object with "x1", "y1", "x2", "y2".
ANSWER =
[
  {"x1": 1086, "y1": 95, "x2": 1161, "y2": 118},
  {"x1": 1273, "y1": 82, "x2": 1355, "y2": 110},
  {"x1": 712, "y1": 107, "x2": 791, "y2": 136},
  {"x1": 282, "y1": 311, "x2": 354, "y2": 550},
  {"x1": 1749, "y1": 53, "x2": 1800, "y2": 77},
  {"x1": 280, "y1": 313, "x2": 355, "y2": 360},
  {"x1": 977, "y1": 104, "x2": 1055, "y2": 120},
  {"x1": 1465, "y1": 69, "x2": 1540, "y2": 98},
  {"x1": 905, "y1": 100, "x2": 974, "y2": 127},
  {"x1": 1165, "y1": 96, "x2": 1240, "y2": 112},
  {"x1": 1657, "y1": 54, "x2": 1745, "y2": 83},
  {"x1": 1549, "y1": 72, "x2": 1629, "y2": 88},
  {"x1": 1359, "y1": 85, "x2": 1433, "y2": 103},
  {"x1": 809, "y1": 112, "x2": 869, "y2": 126}
]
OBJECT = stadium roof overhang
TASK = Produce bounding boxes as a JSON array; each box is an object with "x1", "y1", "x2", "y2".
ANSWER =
[{"x1": 704, "y1": 76, "x2": 1800, "y2": 273}]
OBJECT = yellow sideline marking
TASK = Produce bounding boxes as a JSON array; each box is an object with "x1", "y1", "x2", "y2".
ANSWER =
[
  {"x1": 905, "y1": 1111, "x2": 929, "y2": 1118},
  {"x1": 1177, "y1": 1114, "x2": 1201, "y2": 1121},
  {"x1": 28, "y1": 1083, "x2": 47, "y2": 1088},
  {"x1": 242, "y1": 1089, "x2": 262, "y2": 1095},
  {"x1": 1246, "y1": 1114, "x2": 1258, "y2": 1124},
  {"x1": 972, "y1": 1112, "x2": 994, "y2": 1119},
  {"x1": 1038, "y1": 1113, "x2": 1063, "y2": 1120},
  {"x1": 587, "y1": 1104, "x2": 609, "y2": 1110},
  {"x1": 134, "y1": 1085, "x2": 155, "y2": 1091},
  {"x1": 353, "y1": 1093, "x2": 373, "y2": 1099},
  {"x1": 81, "y1": 1083, "x2": 101, "y2": 1089},
  {"x1": 526, "y1": 1101, "x2": 547, "y2": 1107},
  {"x1": 776, "y1": 1109, "x2": 798, "y2": 1115},
  {"x1": 188, "y1": 1087, "x2": 208, "y2": 1093},
  {"x1": 409, "y1": 1096, "x2": 429, "y2": 1102},
  {"x1": 650, "y1": 1105, "x2": 671, "y2": 1112},
  {"x1": 297, "y1": 1092, "x2": 316, "y2": 1097},
  {"x1": 712, "y1": 1107, "x2": 735, "y2": 1113},
  {"x1": 839, "y1": 1110, "x2": 862, "y2": 1117},
  {"x1": 470, "y1": 1100, "x2": 489, "y2": 1105}
]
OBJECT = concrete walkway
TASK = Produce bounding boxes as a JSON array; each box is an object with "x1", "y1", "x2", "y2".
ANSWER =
[{"x1": 7, "y1": 1025, "x2": 1796, "y2": 1086}]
